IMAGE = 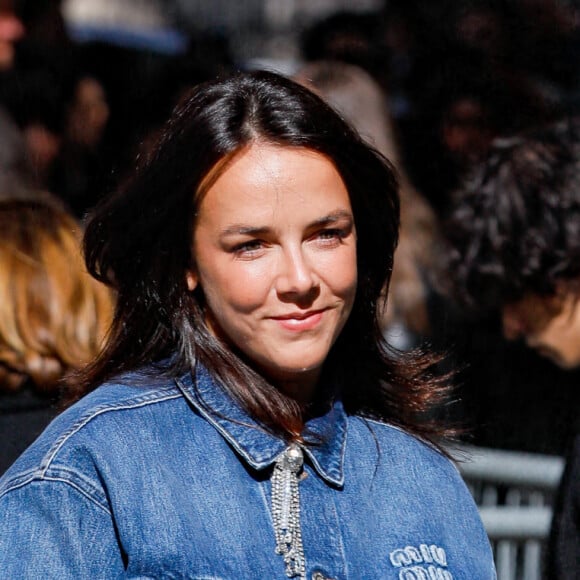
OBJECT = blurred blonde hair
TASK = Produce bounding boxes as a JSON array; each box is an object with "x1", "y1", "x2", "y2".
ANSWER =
[
  {"x1": 295, "y1": 60, "x2": 440, "y2": 336},
  {"x1": 0, "y1": 199, "x2": 113, "y2": 391}
]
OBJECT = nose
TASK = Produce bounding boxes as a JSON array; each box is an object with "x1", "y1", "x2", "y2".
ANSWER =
[
  {"x1": 275, "y1": 247, "x2": 319, "y2": 299},
  {"x1": 502, "y1": 305, "x2": 525, "y2": 341}
]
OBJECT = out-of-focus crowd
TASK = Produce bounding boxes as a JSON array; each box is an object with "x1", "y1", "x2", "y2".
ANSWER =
[{"x1": 0, "y1": 0, "x2": 579, "y2": 473}]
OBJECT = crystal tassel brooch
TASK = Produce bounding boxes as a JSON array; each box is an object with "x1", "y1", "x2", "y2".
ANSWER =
[{"x1": 271, "y1": 444, "x2": 306, "y2": 579}]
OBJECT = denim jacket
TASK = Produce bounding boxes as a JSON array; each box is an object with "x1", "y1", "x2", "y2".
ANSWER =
[{"x1": 0, "y1": 365, "x2": 495, "y2": 579}]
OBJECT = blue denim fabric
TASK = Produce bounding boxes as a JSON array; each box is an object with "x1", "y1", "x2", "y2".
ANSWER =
[{"x1": 0, "y1": 365, "x2": 496, "y2": 579}]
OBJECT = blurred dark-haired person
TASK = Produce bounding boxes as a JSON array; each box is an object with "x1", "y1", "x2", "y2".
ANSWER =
[
  {"x1": 0, "y1": 70, "x2": 494, "y2": 578},
  {"x1": 0, "y1": 199, "x2": 113, "y2": 474},
  {"x1": 50, "y1": 73, "x2": 111, "y2": 219},
  {"x1": 446, "y1": 117, "x2": 580, "y2": 579}
]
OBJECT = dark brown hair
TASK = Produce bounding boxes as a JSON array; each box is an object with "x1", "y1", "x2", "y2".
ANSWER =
[{"x1": 447, "y1": 117, "x2": 580, "y2": 312}]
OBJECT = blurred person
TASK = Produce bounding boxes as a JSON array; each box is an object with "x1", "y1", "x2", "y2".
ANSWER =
[
  {"x1": 15, "y1": 0, "x2": 70, "y2": 51},
  {"x1": 375, "y1": 2, "x2": 428, "y2": 120},
  {"x1": 0, "y1": 105, "x2": 39, "y2": 201},
  {"x1": 1, "y1": 65, "x2": 66, "y2": 187},
  {"x1": 449, "y1": 0, "x2": 515, "y2": 66},
  {"x1": 50, "y1": 72, "x2": 111, "y2": 218},
  {"x1": 446, "y1": 118, "x2": 580, "y2": 579},
  {"x1": 0, "y1": 76, "x2": 70, "y2": 208},
  {"x1": 69, "y1": 30, "x2": 234, "y2": 196},
  {"x1": 294, "y1": 60, "x2": 441, "y2": 349},
  {"x1": 396, "y1": 0, "x2": 564, "y2": 220},
  {"x1": 0, "y1": 199, "x2": 113, "y2": 474},
  {"x1": 0, "y1": 70, "x2": 494, "y2": 578},
  {"x1": 65, "y1": 76, "x2": 109, "y2": 149},
  {"x1": 0, "y1": 1, "x2": 74, "y2": 189},
  {"x1": 512, "y1": 0, "x2": 580, "y2": 97},
  {"x1": 0, "y1": 50, "x2": 111, "y2": 217},
  {"x1": 446, "y1": 0, "x2": 575, "y2": 116},
  {"x1": 299, "y1": 10, "x2": 388, "y2": 88},
  {"x1": 407, "y1": 45, "x2": 553, "y2": 219},
  {"x1": 440, "y1": 90, "x2": 495, "y2": 169},
  {"x1": 405, "y1": 67, "x2": 499, "y2": 218}
]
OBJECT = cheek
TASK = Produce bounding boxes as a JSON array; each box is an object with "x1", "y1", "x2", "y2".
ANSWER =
[
  {"x1": 199, "y1": 262, "x2": 272, "y2": 316},
  {"x1": 554, "y1": 330, "x2": 580, "y2": 360},
  {"x1": 321, "y1": 248, "x2": 358, "y2": 299}
]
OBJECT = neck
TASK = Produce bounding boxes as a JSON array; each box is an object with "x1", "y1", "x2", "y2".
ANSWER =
[{"x1": 275, "y1": 378, "x2": 317, "y2": 405}]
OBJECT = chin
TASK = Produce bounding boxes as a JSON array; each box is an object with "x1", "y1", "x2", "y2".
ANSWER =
[
  {"x1": 539, "y1": 351, "x2": 575, "y2": 370},
  {"x1": 263, "y1": 360, "x2": 322, "y2": 383},
  {"x1": 272, "y1": 363, "x2": 322, "y2": 378}
]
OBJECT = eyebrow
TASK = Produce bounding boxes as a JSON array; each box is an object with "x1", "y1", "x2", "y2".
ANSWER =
[{"x1": 219, "y1": 209, "x2": 354, "y2": 237}]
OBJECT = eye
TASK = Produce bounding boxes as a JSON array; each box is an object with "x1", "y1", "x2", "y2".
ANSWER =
[
  {"x1": 314, "y1": 228, "x2": 348, "y2": 247},
  {"x1": 231, "y1": 239, "x2": 266, "y2": 258}
]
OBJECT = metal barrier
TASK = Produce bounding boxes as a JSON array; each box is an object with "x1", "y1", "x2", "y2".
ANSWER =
[{"x1": 455, "y1": 445, "x2": 565, "y2": 580}]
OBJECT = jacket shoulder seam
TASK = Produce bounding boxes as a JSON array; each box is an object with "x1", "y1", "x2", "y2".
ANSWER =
[
  {"x1": 0, "y1": 471, "x2": 112, "y2": 514},
  {"x1": 39, "y1": 388, "x2": 183, "y2": 476}
]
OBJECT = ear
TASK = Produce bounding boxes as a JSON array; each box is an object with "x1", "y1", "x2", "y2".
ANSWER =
[{"x1": 186, "y1": 270, "x2": 198, "y2": 291}]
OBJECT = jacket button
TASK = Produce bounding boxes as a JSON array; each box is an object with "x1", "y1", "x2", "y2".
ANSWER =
[{"x1": 312, "y1": 573, "x2": 334, "y2": 580}]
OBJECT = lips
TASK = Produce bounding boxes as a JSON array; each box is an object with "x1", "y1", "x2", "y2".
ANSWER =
[
  {"x1": 273, "y1": 309, "x2": 324, "y2": 320},
  {"x1": 271, "y1": 309, "x2": 325, "y2": 331}
]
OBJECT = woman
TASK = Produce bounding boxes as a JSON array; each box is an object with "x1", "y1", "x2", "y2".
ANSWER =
[
  {"x1": 0, "y1": 199, "x2": 112, "y2": 474},
  {"x1": 0, "y1": 71, "x2": 494, "y2": 578}
]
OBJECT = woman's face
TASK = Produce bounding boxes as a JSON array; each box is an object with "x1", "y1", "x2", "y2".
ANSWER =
[{"x1": 188, "y1": 143, "x2": 358, "y2": 400}]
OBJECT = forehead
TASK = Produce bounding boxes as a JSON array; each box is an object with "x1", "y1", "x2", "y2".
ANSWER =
[{"x1": 196, "y1": 143, "x2": 352, "y2": 224}]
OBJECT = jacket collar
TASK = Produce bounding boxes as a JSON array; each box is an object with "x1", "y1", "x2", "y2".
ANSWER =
[{"x1": 175, "y1": 365, "x2": 347, "y2": 487}]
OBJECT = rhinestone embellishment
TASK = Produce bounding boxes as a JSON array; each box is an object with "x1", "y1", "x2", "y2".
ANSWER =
[{"x1": 271, "y1": 444, "x2": 306, "y2": 579}]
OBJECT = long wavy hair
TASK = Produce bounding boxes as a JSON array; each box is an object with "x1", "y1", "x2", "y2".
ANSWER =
[
  {"x1": 82, "y1": 70, "x2": 452, "y2": 445},
  {"x1": 0, "y1": 199, "x2": 113, "y2": 392}
]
